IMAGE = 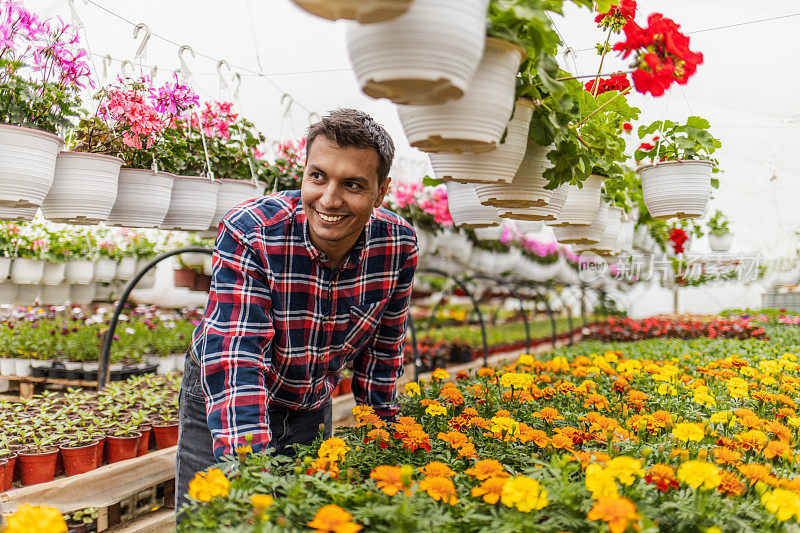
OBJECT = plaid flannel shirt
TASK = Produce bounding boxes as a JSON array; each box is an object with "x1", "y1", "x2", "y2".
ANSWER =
[{"x1": 191, "y1": 190, "x2": 417, "y2": 460}]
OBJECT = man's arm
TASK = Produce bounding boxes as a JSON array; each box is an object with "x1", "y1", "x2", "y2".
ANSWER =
[
  {"x1": 352, "y1": 237, "x2": 418, "y2": 418},
  {"x1": 196, "y1": 217, "x2": 274, "y2": 460}
]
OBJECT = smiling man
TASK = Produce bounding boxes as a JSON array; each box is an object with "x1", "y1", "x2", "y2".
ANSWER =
[{"x1": 175, "y1": 109, "x2": 417, "y2": 512}]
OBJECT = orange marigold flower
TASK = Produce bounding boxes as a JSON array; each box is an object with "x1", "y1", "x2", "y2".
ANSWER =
[
  {"x1": 717, "y1": 470, "x2": 744, "y2": 497},
  {"x1": 518, "y1": 424, "x2": 550, "y2": 447},
  {"x1": 763, "y1": 440, "x2": 790, "y2": 460},
  {"x1": 532, "y1": 407, "x2": 564, "y2": 423},
  {"x1": 420, "y1": 399, "x2": 441, "y2": 407},
  {"x1": 447, "y1": 415, "x2": 470, "y2": 431},
  {"x1": 471, "y1": 477, "x2": 507, "y2": 504},
  {"x1": 737, "y1": 463, "x2": 775, "y2": 485},
  {"x1": 437, "y1": 431, "x2": 469, "y2": 449},
  {"x1": 456, "y1": 370, "x2": 469, "y2": 380},
  {"x1": 357, "y1": 413, "x2": 386, "y2": 429},
  {"x1": 477, "y1": 367, "x2": 495, "y2": 378},
  {"x1": 364, "y1": 428, "x2": 392, "y2": 449},
  {"x1": 419, "y1": 461, "x2": 456, "y2": 478},
  {"x1": 307, "y1": 504, "x2": 362, "y2": 533},
  {"x1": 439, "y1": 386, "x2": 465, "y2": 406},
  {"x1": 465, "y1": 459, "x2": 509, "y2": 480},
  {"x1": 764, "y1": 420, "x2": 792, "y2": 443},
  {"x1": 585, "y1": 393, "x2": 610, "y2": 410},
  {"x1": 352, "y1": 405, "x2": 375, "y2": 421},
  {"x1": 644, "y1": 464, "x2": 679, "y2": 492},
  {"x1": 419, "y1": 476, "x2": 458, "y2": 505},
  {"x1": 370, "y1": 465, "x2": 411, "y2": 496},
  {"x1": 587, "y1": 497, "x2": 641, "y2": 533},
  {"x1": 713, "y1": 447, "x2": 742, "y2": 466},
  {"x1": 458, "y1": 442, "x2": 477, "y2": 458},
  {"x1": 471, "y1": 417, "x2": 491, "y2": 430},
  {"x1": 550, "y1": 433, "x2": 574, "y2": 450},
  {"x1": 462, "y1": 407, "x2": 479, "y2": 418},
  {"x1": 307, "y1": 457, "x2": 340, "y2": 477},
  {"x1": 495, "y1": 409, "x2": 512, "y2": 418},
  {"x1": 401, "y1": 429, "x2": 432, "y2": 452},
  {"x1": 431, "y1": 368, "x2": 449, "y2": 381},
  {"x1": 626, "y1": 390, "x2": 650, "y2": 411},
  {"x1": 737, "y1": 430, "x2": 768, "y2": 452}
]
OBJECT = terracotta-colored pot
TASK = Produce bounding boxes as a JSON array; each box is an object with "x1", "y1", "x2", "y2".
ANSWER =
[
  {"x1": 173, "y1": 269, "x2": 196, "y2": 288},
  {"x1": 19, "y1": 448, "x2": 59, "y2": 486},
  {"x1": 1, "y1": 453, "x2": 16, "y2": 490},
  {"x1": 60, "y1": 442, "x2": 99, "y2": 477},
  {"x1": 105, "y1": 432, "x2": 141, "y2": 464},
  {"x1": 338, "y1": 377, "x2": 353, "y2": 395},
  {"x1": 190, "y1": 273, "x2": 212, "y2": 292},
  {"x1": 152, "y1": 423, "x2": 179, "y2": 449},
  {"x1": 94, "y1": 436, "x2": 105, "y2": 468},
  {"x1": 136, "y1": 425, "x2": 152, "y2": 457}
]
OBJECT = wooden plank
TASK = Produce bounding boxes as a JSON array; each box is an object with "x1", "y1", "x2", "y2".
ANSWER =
[
  {"x1": 0, "y1": 447, "x2": 177, "y2": 516},
  {"x1": 0, "y1": 375, "x2": 99, "y2": 387},
  {"x1": 106, "y1": 508, "x2": 174, "y2": 533}
]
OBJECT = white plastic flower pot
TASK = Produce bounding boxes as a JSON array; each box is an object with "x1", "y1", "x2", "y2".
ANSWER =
[
  {"x1": 592, "y1": 206, "x2": 623, "y2": 255},
  {"x1": 180, "y1": 253, "x2": 207, "y2": 268},
  {"x1": 41, "y1": 261, "x2": 66, "y2": 285},
  {"x1": 708, "y1": 232, "x2": 733, "y2": 252},
  {"x1": 435, "y1": 230, "x2": 472, "y2": 262},
  {"x1": 39, "y1": 284, "x2": 70, "y2": 305},
  {"x1": 444, "y1": 181, "x2": 501, "y2": 229},
  {"x1": 0, "y1": 124, "x2": 63, "y2": 208},
  {"x1": 0, "y1": 206, "x2": 37, "y2": 222},
  {"x1": 116, "y1": 256, "x2": 137, "y2": 280},
  {"x1": 511, "y1": 220, "x2": 543, "y2": 234},
  {"x1": 210, "y1": 179, "x2": 260, "y2": 230},
  {"x1": 14, "y1": 358, "x2": 31, "y2": 377},
  {"x1": 552, "y1": 203, "x2": 610, "y2": 245},
  {"x1": 161, "y1": 176, "x2": 221, "y2": 231},
  {"x1": 41, "y1": 151, "x2": 123, "y2": 224},
  {"x1": 637, "y1": 160, "x2": 714, "y2": 220},
  {"x1": 203, "y1": 255, "x2": 214, "y2": 276},
  {"x1": 107, "y1": 169, "x2": 175, "y2": 228},
  {"x1": 0, "y1": 358, "x2": 14, "y2": 375},
  {"x1": 430, "y1": 99, "x2": 533, "y2": 185},
  {"x1": 474, "y1": 141, "x2": 554, "y2": 207},
  {"x1": 135, "y1": 258, "x2": 156, "y2": 290},
  {"x1": 500, "y1": 182, "x2": 568, "y2": 222},
  {"x1": 69, "y1": 283, "x2": 95, "y2": 304},
  {"x1": 147, "y1": 355, "x2": 175, "y2": 375},
  {"x1": 397, "y1": 37, "x2": 526, "y2": 153},
  {"x1": 473, "y1": 225, "x2": 504, "y2": 241},
  {"x1": 10, "y1": 258, "x2": 44, "y2": 284},
  {"x1": 93, "y1": 282, "x2": 114, "y2": 301},
  {"x1": 346, "y1": 0, "x2": 489, "y2": 105},
  {"x1": 530, "y1": 258, "x2": 564, "y2": 282},
  {"x1": 0, "y1": 257, "x2": 10, "y2": 281},
  {"x1": 549, "y1": 175, "x2": 604, "y2": 227},
  {"x1": 0, "y1": 280, "x2": 17, "y2": 305},
  {"x1": 94, "y1": 258, "x2": 117, "y2": 283},
  {"x1": 15, "y1": 283, "x2": 39, "y2": 304},
  {"x1": 64, "y1": 260, "x2": 94, "y2": 284},
  {"x1": 292, "y1": 0, "x2": 413, "y2": 23}
]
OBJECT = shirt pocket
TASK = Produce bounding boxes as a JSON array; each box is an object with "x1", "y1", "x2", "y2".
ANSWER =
[{"x1": 342, "y1": 298, "x2": 390, "y2": 353}]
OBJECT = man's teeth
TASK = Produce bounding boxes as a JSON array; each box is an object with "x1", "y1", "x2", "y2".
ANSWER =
[{"x1": 319, "y1": 213, "x2": 345, "y2": 222}]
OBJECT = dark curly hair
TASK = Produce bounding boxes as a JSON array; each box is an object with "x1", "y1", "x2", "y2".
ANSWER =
[{"x1": 306, "y1": 108, "x2": 395, "y2": 185}]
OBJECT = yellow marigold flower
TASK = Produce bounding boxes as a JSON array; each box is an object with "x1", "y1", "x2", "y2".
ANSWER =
[
  {"x1": 605, "y1": 456, "x2": 644, "y2": 486},
  {"x1": 404, "y1": 382, "x2": 421, "y2": 396},
  {"x1": 188, "y1": 468, "x2": 230, "y2": 502},
  {"x1": 307, "y1": 504, "x2": 362, "y2": 533},
  {"x1": 672, "y1": 422, "x2": 704, "y2": 443},
  {"x1": 419, "y1": 476, "x2": 458, "y2": 505},
  {"x1": 677, "y1": 460, "x2": 722, "y2": 490},
  {"x1": 500, "y1": 476, "x2": 548, "y2": 513},
  {"x1": 489, "y1": 416, "x2": 520, "y2": 440},
  {"x1": 250, "y1": 494, "x2": 274, "y2": 513},
  {"x1": 657, "y1": 383, "x2": 677, "y2": 396},
  {"x1": 425, "y1": 404, "x2": 447, "y2": 416},
  {"x1": 352, "y1": 405, "x2": 375, "y2": 421},
  {"x1": 472, "y1": 477, "x2": 507, "y2": 504},
  {"x1": 465, "y1": 459, "x2": 509, "y2": 480},
  {"x1": 585, "y1": 464, "x2": 618, "y2": 499},
  {"x1": 318, "y1": 437, "x2": 350, "y2": 461},
  {"x1": 709, "y1": 411, "x2": 731, "y2": 425},
  {"x1": 431, "y1": 368, "x2": 449, "y2": 381},
  {"x1": 370, "y1": 465, "x2": 411, "y2": 496},
  {"x1": 517, "y1": 354, "x2": 535, "y2": 366},
  {"x1": 418, "y1": 461, "x2": 456, "y2": 478},
  {"x1": 737, "y1": 430, "x2": 768, "y2": 452},
  {"x1": 587, "y1": 497, "x2": 641, "y2": 533},
  {"x1": 3, "y1": 504, "x2": 67, "y2": 533},
  {"x1": 499, "y1": 372, "x2": 534, "y2": 389},
  {"x1": 762, "y1": 488, "x2": 800, "y2": 522}
]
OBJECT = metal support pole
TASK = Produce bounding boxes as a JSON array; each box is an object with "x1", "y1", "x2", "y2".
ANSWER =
[{"x1": 471, "y1": 274, "x2": 532, "y2": 354}]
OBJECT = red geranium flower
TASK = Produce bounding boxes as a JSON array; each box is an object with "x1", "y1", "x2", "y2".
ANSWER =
[
  {"x1": 623, "y1": 122, "x2": 633, "y2": 132},
  {"x1": 668, "y1": 228, "x2": 689, "y2": 254}
]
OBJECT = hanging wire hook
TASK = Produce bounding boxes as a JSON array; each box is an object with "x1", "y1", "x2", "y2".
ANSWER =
[
  {"x1": 102, "y1": 54, "x2": 112, "y2": 81},
  {"x1": 308, "y1": 111, "x2": 321, "y2": 125},
  {"x1": 120, "y1": 60, "x2": 134, "y2": 77},
  {"x1": 216, "y1": 60, "x2": 230, "y2": 97},
  {"x1": 231, "y1": 72, "x2": 242, "y2": 100},
  {"x1": 66, "y1": 0, "x2": 88, "y2": 29},
  {"x1": 562, "y1": 46, "x2": 579, "y2": 76},
  {"x1": 280, "y1": 93, "x2": 294, "y2": 117},
  {"x1": 132, "y1": 23, "x2": 151, "y2": 63},
  {"x1": 178, "y1": 45, "x2": 195, "y2": 83}
]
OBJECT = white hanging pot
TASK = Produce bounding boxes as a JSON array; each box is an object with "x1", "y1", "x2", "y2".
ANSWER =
[
  {"x1": 64, "y1": 260, "x2": 95, "y2": 284},
  {"x1": 528, "y1": 257, "x2": 564, "y2": 282},
  {"x1": 637, "y1": 160, "x2": 714, "y2": 220},
  {"x1": 41, "y1": 261, "x2": 66, "y2": 285},
  {"x1": 708, "y1": 232, "x2": 733, "y2": 252},
  {"x1": 346, "y1": 0, "x2": 489, "y2": 105},
  {"x1": 161, "y1": 176, "x2": 221, "y2": 231},
  {"x1": 473, "y1": 225, "x2": 504, "y2": 241},
  {"x1": 430, "y1": 99, "x2": 534, "y2": 185},
  {"x1": 397, "y1": 37, "x2": 526, "y2": 153},
  {"x1": 41, "y1": 151, "x2": 122, "y2": 224},
  {"x1": 292, "y1": 0, "x2": 413, "y2": 23},
  {"x1": 593, "y1": 206, "x2": 623, "y2": 255},
  {"x1": 93, "y1": 282, "x2": 114, "y2": 301},
  {"x1": 0, "y1": 124, "x2": 63, "y2": 208},
  {"x1": 0, "y1": 257, "x2": 10, "y2": 281},
  {"x1": 512, "y1": 220, "x2": 543, "y2": 234},
  {"x1": 435, "y1": 230, "x2": 472, "y2": 262},
  {"x1": 135, "y1": 258, "x2": 156, "y2": 290},
  {"x1": 39, "y1": 284, "x2": 70, "y2": 305},
  {"x1": 180, "y1": 253, "x2": 207, "y2": 268},
  {"x1": 0, "y1": 206, "x2": 37, "y2": 222},
  {"x1": 469, "y1": 248, "x2": 494, "y2": 273},
  {"x1": 549, "y1": 175, "x2": 604, "y2": 227},
  {"x1": 203, "y1": 255, "x2": 213, "y2": 276},
  {"x1": 618, "y1": 217, "x2": 636, "y2": 252},
  {"x1": 15, "y1": 283, "x2": 39, "y2": 304},
  {"x1": 116, "y1": 256, "x2": 137, "y2": 280},
  {"x1": 107, "y1": 169, "x2": 175, "y2": 228},
  {"x1": 500, "y1": 182, "x2": 568, "y2": 222},
  {"x1": 69, "y1": 283, "x2": 95, "y2": 304},
  {"x1": 474, "y1": 141, "x2": 554, "y2": 207},
  {"x1": 94, "y1": 257, "x2": 117, "y2": 283},
  {"x1": 210, "y1": 179, "x2": 260, "y2": 229},
  {"x1": 444, "y1": 181, "x2": 501, "y2": 229},
  {"x1": 10, "y1": 258, "x2": 44, "y2": 284},
  {"x1": 552, "y1": 203, "x2": 610, "y2": 245},
  {"x1": 0, "y1": 280, "x2": 17, "y2": 305}
]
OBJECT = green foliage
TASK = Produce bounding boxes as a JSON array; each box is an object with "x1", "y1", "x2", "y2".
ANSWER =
[
  {"x1": 635, "y1": 117, "x2": 722, "y2": 172},
  {"x1": 706, "y1": 210, "x2": 731, "y2": 236}
]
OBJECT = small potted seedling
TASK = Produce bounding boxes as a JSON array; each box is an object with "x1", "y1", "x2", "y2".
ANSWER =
[
  {"x1": 59, "y1": 430, "x2": 100, "y2": 477},
  {"x1": 105, "y1": 422, "x2": 142, "y2": 464},
  {"x1": 18, "y1": 433, "x2": 59, "y2": 486}
]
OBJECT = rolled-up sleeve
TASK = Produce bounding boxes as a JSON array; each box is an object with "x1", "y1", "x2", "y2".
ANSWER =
[{"x1": 195, "y1": 218, "x2": 274, "y2": 460}]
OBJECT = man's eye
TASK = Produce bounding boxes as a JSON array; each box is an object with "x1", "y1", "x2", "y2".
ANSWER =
[
  {"x1": 346, "y1": 182, "x2": 363, "y2": 190},
  {"x1": 310, "y1": 172, "x2": 323, "y2": 180}
]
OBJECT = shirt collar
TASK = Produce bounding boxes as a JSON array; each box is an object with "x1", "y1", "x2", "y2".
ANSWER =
[{"x1": 296, "y1": 201, "x2": 372, "y2": 270}]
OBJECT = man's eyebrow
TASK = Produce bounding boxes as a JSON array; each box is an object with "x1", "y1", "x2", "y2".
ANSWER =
[{"x1": 307, "y1": 164, "x2": 327, "y2": 175}]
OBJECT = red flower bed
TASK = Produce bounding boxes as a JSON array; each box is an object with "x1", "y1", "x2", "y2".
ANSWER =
[{"x1": 587, "y1": 316, "x2": 766, "y2": 342}]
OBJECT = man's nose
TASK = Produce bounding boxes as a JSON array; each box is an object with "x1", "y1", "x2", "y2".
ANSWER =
[{"x1": 318, "y1": 182, "x2": 343, "y2": 209}]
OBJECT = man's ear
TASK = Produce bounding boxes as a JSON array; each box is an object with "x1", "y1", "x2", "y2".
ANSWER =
[{"x1": 374, "y1": 177, "x2": 392, "y2": 208}]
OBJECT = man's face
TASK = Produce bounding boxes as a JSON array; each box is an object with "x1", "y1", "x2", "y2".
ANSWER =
[{"x1": 301, "y1": 135, "x2": 390, "y2": 258}]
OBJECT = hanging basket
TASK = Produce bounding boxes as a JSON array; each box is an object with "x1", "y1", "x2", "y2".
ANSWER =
[
  {"x1": 292, "y1": 0, "x2": 413, "y2": 23},
  {"x1": 0, "y1": 257, "x2": 10, "y2": 281},
  {"x1": 41, "y1": 261, "x2": 66, "y2": 286},
  {"x1": 498, "y1": 182, "x2": 567, "y2": 222},
  {"x1": 210, "y1": 179, "x2": 260, "y2": 230},
  {"x1": 708, "y1": 232, "x2": 733, "y2": 252},
  {"x1": 116, "y1": 256, "x2": 137, "y2": 281},
  {"x1": 591, "y1": 206, "x2": 623, "y2": 256},
  {"x1": 548, "y1": 175, "x2": 604, "y2": 227},
  {"x1": 474, "y1": 141, "x2": 554, "y2": 207},
  {"x1": 637, "y1": 160, "x2": 714, "y2": 220},
  {"x1": 10, "y1": 258, "x2": 44, "y2": 284},
  {"x1": 0, "y1": 281, "x2": 17, "y2": 305},
  {"x1": 39, "y1": 284, "x2": 70, "y2": 305},
  {"x1": 0, "y1": 124, "x2": 63, "y2": 208},
  {"x1": 15, "y1": 283, "x2": 39, "y2": 305},
  {"x1": 94, "y1": 258, "x2": 117, "y2": 283},
  {"x1": 397, "y1": 37, "x2": 526, "y2": 153},
  {"x1": 161, "y1": 176, "x2": 221, "y2": 231},
  {"x1": 510, "y1": 220, "x2": 543, "y2": 234},
  {"x1": 41, "y1": 151, "x2": 122, "y2": 224},
  {"x1": 473, "y1": 225, "x2": 504, "y2": 241},
  {"x1": 0, "y1": 206, "x2": 37, "y2": 222},
  {"x1": 64, "y1": 260, "x2": 94, "y2": 284},
  {"x1": 552, "y1": 203, "x2": 610, "y2": 245},
  {"x1": 107, "y1": 169, "x2": 175, "y2": 228},
  {"x1": 135, "y1": 258, "x2": 156, "y2": 290},
  {"x1": 346, "y1": 0, "x2": 489, "y2": 105},
  {"x1": 69, "y1": 283, "x2": 95, "y2": 305},
  {"x1": 429, "y1": 99, "x2": 533, "y2": 185},
  {"x1": 444, "y1": 181, "x2": 501, "y2": 229}
]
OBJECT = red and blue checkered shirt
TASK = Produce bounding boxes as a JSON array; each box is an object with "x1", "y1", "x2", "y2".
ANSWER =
[{"x1": 191, "y1": 190, "x2": 417, "y2": 459}]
